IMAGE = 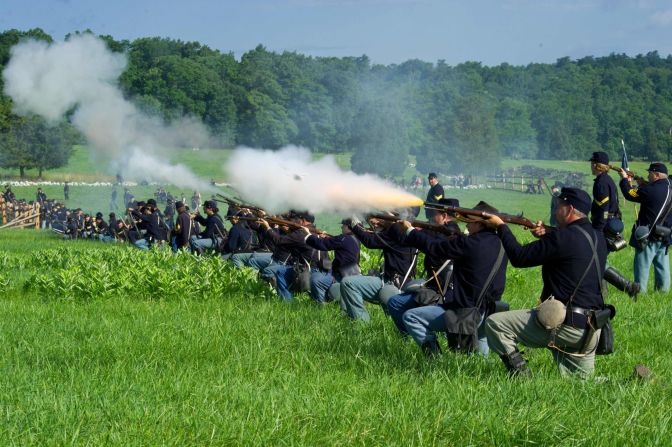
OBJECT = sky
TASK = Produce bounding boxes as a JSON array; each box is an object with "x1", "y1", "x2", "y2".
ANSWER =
[{"x1": 1, "y1": 0, "x2": 671, "y2": 66}]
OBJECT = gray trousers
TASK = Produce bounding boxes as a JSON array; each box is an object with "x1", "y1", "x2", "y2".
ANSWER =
[
  {"x1": 485, "y1": 309, "x2": 600, "y2": 377},
  {"x1": 339, "y1": 275, "x2": 400, "y2": 321}
]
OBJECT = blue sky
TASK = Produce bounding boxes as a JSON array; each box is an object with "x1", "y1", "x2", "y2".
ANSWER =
[{"x1": 1, "y1": 0, "x2": 671, "y2": 66}]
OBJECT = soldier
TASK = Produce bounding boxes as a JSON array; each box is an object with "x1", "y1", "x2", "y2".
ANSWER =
[
  {"x1": 36, "y1": 188, "x2": 47, "y2": 204},
  {"x1": 398, "y1": 201, "x2": 508, "y2": 356},
  {"x1": 339, "y1": 216, "x2": 417, "y2": 321},
  {"x1": 93, "y1": 212, "x2": 109, "y2": 240},
  {"x1": 225, "y1": 211, "x2": 263, "y2": 267},
  {"x1": 484, "y1": 188, "x2": 608, "y2": 377},
  {"x1": 63, "y1": 182, "x2": 70, "y2": 201},
  {"x1": 387, "y1": 198, "x2": 462, "y2": 336},
  {"x1": 128, "y1": 199, "x2": 166, "y2": 250},
  {"x1": 619, "y1": 163, "x2": 672, "y2": 293},
  {"x1": 258, "y1": 212, "x2": 332, "y2": 303},
  {"x1": 110, "y1": 188, "x2": 118, "y2": 211},
  {"x1": 172, "y1": 201, "x2": 193, "y2": 251},
  {"x1": 424, "y1": 173, "x2": 444, "y2": 219},
  {"x1": 190, "y1": 200, "x2": 227, "y2": 254},
  {"x1": 589, "y1": 151, "x2": 639, "y2": 298},
  {"x1": 302, "y1": 218, "x2": 361, "y2": 303}
]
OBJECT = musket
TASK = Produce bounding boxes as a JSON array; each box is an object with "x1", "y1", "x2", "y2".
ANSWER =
[
  {"x1": 424, "y1": 202, "x2": 555, "y2": 231},
  {"x1": 236, "y1": 216, "x2": 332, "y2": 237},
  {"x1": 215, "y1": 194, "x2": 266, "y2": 214},
  {"x1": 366, "y1": 213, "x2": 460, "y2": 237},
  {"x1": 608, "y1": 165, "x2": 647, "y2": 184}
]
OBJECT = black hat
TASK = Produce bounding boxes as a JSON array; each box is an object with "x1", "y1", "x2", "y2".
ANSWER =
[
  {"x1": 203, "y1": 200, "x2": 216, "y2": 209},
  {"x1": 297, "y1": 211, "x2": 315, "y2": 223},
  {"x1": 437, "y1": 198, "x2": 459, "y2": 217},
  {"x1": 473, "y1": 201, "x2": 498, "y2": 214},
  {"x1": 95, "y1": 212, "x2": 103, "y2": 219},
  {"x1": 589, "y1": 151, "x2": 609, "y2": 165},
  {"x1": 428, "y1": 173, "x2": 438, "y2": 179},
  {"x1": 558, "y1": 187, "x2": 591, "y2": 215},
  {"x1": 646, "y1": 162, "x2": 668, "y2": 175},
  {"x1": 340, "y1": 218, "x2": 353, "y2": 227},
  {"x1": 146, "y1": 198, "x2": 157, "y2": 206},
  {"x1": 136, "y1": 201, "x2": 146, "y2": 207},
  {"x1": 175, "y1": 201, "x2": 186, "y2": 210}
]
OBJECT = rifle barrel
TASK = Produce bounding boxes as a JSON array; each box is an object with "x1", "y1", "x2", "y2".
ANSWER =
[
  {"x1": 423, "y1": 203, "x2": 554, "y2": 231},
  {"x1": 608, "y1": 165, "x2": 646, "y2": 183}
]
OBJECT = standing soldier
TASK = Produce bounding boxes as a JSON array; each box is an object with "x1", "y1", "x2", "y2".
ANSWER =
[
  {"x1": 425, "y1": 173, "x2": 444, "y2": 219},
  {"x1": 589, "y1": 151, "x2": 639, "y2": 297},
  {"x1": 36, "y1": 188, "x2": 47, "y2": 204},
  {"x1": 619, "y1": 163, "x2": 672, "y2": 293},
  {"x1": 110, "y1": 188, "x2": 118, "y2": 211},
  {"x1": 63, "y1": 182, "x2": 70, "y2": 201}
]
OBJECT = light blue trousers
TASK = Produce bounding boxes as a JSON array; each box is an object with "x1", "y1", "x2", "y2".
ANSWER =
[
  {"x1": 339, "y1": 275, "x2": 399, "y2": 321},
  {"x1": 634, "y1": 240, "x2": 670, "y2": 292}
]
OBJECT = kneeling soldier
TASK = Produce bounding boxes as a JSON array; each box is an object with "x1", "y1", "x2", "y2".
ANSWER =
[{"x1": 483, "y1": 188, "x2": 608, "y2": 377}]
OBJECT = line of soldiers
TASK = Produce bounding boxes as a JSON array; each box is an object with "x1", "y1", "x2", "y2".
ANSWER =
[{"x1": 8, "y1": 155, "x2": 671, "y2": 378}]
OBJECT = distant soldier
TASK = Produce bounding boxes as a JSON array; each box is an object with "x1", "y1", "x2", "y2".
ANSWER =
[
  {"x1": 110, "y1": 188, "x2": 118, "y2": 211},
  {"x1": 63, "y1": 182, "x2": 70, "y2": 201},
  {"x1": 36, "y1": 188, "x2": 47, "y2": 204},
  {"x1": 425, "y1": 173, "x2": 444, "y2": 219},
  {"x1": 190, "y1": 200, "x2": 227, "y2": 254},
  {"x1": 191, "y1": 191, "x2": 201, "y2": 210},
  {"x1": 172, "y1": 201, "x2": 193, "y2": 251}
]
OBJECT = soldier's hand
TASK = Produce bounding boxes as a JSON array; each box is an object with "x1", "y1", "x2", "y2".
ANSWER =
[
  {"x1": 259, "y1": 219, "x2": 270, "y2": 230},
  {"x1": 531, "y1": 221, "x2": 546, "y2": 238},
  {"x1": 398, "y1": 220, "x2": 413, "y2": 231},
  {"x1": 618, "y1": 168, "x2": 628, "y2": 179},
  {"x1": 481, "y1": 213, "x2": 504, "y2": 228},
  {"x1": 299, "y1": 226, "x2": 311, "y2": 235}
]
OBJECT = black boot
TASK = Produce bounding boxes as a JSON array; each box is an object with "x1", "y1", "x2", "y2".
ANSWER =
[
  {"x1": 499, "y1": 350, "x2": 531, "y2": 377},
  {"x1": 604, "y1": 267, "x2": 640, "y2": 301},
  {"x1": 421, "y1": 340, "x2": 442, "y2": 358}
]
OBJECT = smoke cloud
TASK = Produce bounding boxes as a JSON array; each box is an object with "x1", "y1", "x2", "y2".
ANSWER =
[
  {"x1": 2, "y1": 34, "x2": 212, "y2": 191},
  {"x1": 225, "y1": 145, "x2": 423, "y2": 214}
]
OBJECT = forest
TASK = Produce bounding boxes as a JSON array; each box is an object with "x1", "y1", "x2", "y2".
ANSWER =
[{"x1": 1, "y1": 28, "x2": 671, "y2": 177}]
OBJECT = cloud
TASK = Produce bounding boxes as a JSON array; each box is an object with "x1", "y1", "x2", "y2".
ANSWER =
[{"x1": 651, "y1": 9, "x2": 672, "y2": 26}]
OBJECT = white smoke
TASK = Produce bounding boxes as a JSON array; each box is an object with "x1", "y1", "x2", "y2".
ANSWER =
[
  {"x1": 2, "y1": 34, "x2": 212, "y2": 191},
  {"x1": 225, "y1": 145, "x2": 423, "y2": 214}
]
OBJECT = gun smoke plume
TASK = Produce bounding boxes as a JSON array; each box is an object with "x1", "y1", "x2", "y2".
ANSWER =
[
  {"x1": 2, "y1": 34, "x2": 212, "y2": 191},
  {"x1": 225, "y1": 146, "x2": 423, "y2": 214}
]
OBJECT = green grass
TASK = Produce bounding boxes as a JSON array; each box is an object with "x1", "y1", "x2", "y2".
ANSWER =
[{"x1": 0, "y1": 224, "x2": 670, "y2": 445}]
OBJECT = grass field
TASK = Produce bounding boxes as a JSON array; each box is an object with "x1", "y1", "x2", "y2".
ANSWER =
[{"x1": 0, "y1": 227, "x2": 670, "y2": 445}]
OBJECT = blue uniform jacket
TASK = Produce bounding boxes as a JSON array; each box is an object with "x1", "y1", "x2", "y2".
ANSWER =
[
  {"x1": 306, "y1": 233, "x2": 360, "y2": 276},
  {"x1": 497, "y1": 218, "x2": 607, "y2": 310},
  {"x1": 591, "y1": 172, "x2": 620, "y2": 231},
  {"x1": 404, "y1": 228, "x2": 507, "y2": 311},
  {"x1": 351, "y1": 223, "x2": 417, "y2": 283}
]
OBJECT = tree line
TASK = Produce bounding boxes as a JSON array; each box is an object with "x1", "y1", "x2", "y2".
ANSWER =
[{"x1": 1, "y1": 28, "x2": 672, "y2": 178}]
